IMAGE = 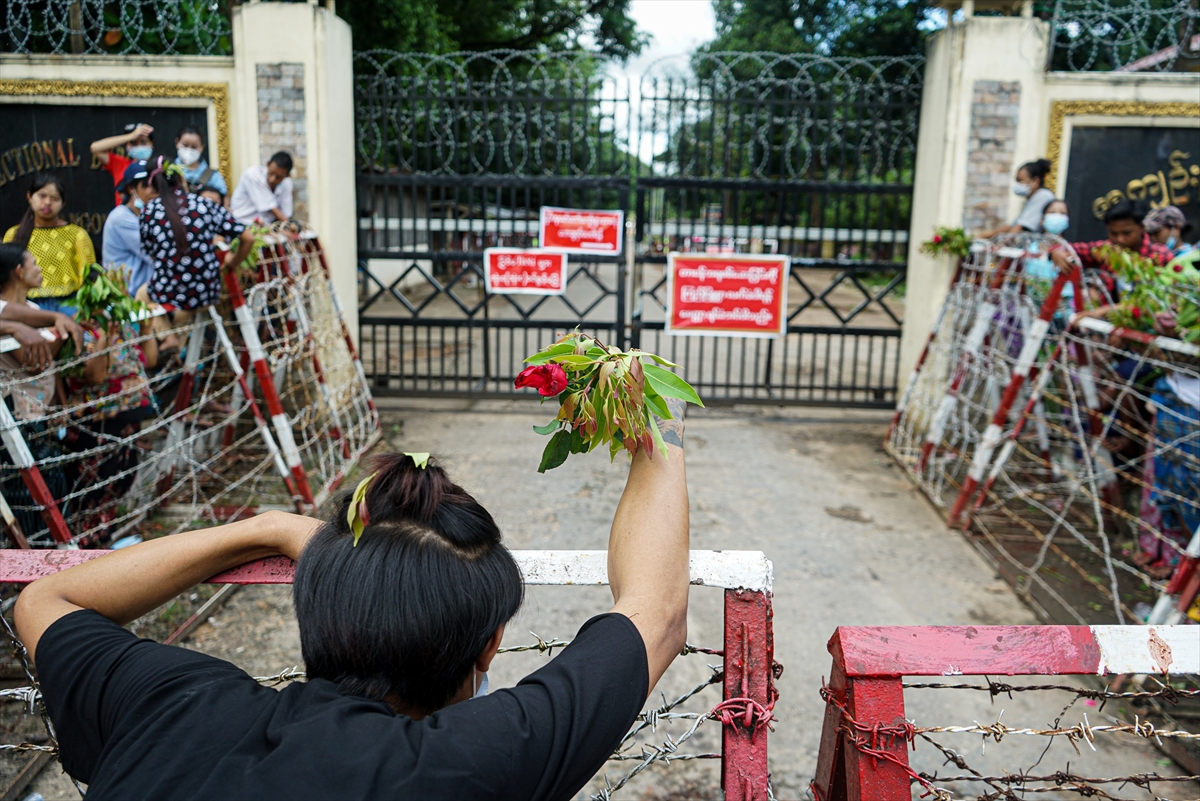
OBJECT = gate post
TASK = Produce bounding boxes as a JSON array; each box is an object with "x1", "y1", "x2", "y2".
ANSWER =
[{"x1": 721, "y1": 588, "x2": 774, "y2": 800}]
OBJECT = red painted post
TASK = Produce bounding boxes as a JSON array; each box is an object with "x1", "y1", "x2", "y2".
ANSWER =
[{"x1": 721, "y1": 588, "x2": 773, "y2": 801}]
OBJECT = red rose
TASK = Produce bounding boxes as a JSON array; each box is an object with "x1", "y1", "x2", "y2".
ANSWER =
[
  {"x1": 1175, "y1": 264, "x2": 1184, "y2": 273},
  {"x1": 933, "y1": 235, "x2": 943, "y2": 244},
  {"x1": 1131, "y1": 307, "x2": 1142, "y2": 319},
  {"x1": 515, "y1": 363, "x2": 569, "y2": 396}
]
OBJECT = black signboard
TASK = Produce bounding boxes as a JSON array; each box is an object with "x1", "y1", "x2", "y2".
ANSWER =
[
  {"x1": 0, "y1": 104, "x2": 210, "y2": 256},
  {"x1": 1063, "y1": 125, "x2": 1200, "y2": 244}
]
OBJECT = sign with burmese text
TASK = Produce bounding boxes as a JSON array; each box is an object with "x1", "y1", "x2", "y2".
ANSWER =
[
  {"x1": 0, "y1": 103, "x2": 209, "y2": 254},
  {"x1": 665, "y1": 253, "x2": 790, "y2": 338},
  {"x1": 484, "y1": 249, "x2": 569, "y2": 295},
  {"x1": 1064, "y1": 125, "x2": 1200, "y2": 243},
  {"x1": 538, "y1": 207, "x2": 624, "y2": 255}
]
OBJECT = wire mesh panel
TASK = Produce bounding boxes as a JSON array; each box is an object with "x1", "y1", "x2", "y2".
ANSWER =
[
  {"x1": 1, "y1": 0, "x2": 233, "y2": 56},
  {"x1": 0, "y1": 549, "x2": 777, "y2": 801},
  {"x1": 886, "y1": 234, "x2": 1200, "y2": 627},
  {"x1": 0, "y1": 228, "x2": 379, "y2": 548}
]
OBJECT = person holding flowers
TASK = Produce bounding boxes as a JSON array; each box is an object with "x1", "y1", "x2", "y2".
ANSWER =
[{"x1": 13, "y1": 335, "x2": 697, "y2": 797}]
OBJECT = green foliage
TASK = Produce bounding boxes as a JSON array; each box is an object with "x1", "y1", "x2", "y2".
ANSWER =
[
  {"x1": 699, "y1": 0, "x2": 932, "y2": 59},
  {"x1": 919, "y1": 227, "x2": 971, "y2": 258},
  {"x1": 1098, "y1": 245, "x2": 1200, "y2": 344},
  {"x1": 57, "y1": 264, "x2": 148, "y2": 370},
  {"x1": 526, "y1": 333, "x2": 703, "y2": 472},
  {"x1": 340, "y1": 0, "x2": 646, "y2": 58}
]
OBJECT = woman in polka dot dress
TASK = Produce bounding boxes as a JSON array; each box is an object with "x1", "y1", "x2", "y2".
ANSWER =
[{"x1": 132, "y1": 158, "x2": 255, "y2": 349}]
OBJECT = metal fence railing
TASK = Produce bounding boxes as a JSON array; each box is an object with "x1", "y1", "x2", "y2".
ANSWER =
[
  {"x1": 1046, "y1": 0, "x2": 1200, "y2": 72},
  {"x1": 2, "y1": 0, "x2": 234, "y2": 56}
]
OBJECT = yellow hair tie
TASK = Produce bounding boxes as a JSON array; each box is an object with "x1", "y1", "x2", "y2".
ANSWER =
[{"x1": 348, "y1": 471, "x2": 379, "y2": 546}]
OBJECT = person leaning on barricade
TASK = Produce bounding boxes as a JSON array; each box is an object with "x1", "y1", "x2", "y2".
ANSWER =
[
  {"x1": 131, "y1": 157, "x2": 254, "y2": 357},
  {"x1": 13, "y1": 399, "x2": 692, "y2": 800}
]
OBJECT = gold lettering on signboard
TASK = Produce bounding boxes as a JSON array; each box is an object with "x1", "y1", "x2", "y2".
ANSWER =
[
  {"x1": 1095, "y1": 150, "x2": 1199, "y2": 219},
  {"x1": 66, "y1": 138, "x2": 79, "y2": 167}
]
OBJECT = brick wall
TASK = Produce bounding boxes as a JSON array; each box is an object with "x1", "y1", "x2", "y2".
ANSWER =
[
  {"x1": 255, "y1": 63, "x2": 308, "y2": 222},
  {"x1": 962, "y1": 80, "x2": 1021, "y2": 234}
]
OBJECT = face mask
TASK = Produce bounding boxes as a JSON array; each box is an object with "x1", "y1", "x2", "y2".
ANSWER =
[
  {"x1": 1166, "y1": 236, "x2": 1178, "y2": 250},
  {"x1": 471, "y1": 670, "x2": 489, "y2": 699},
  {"x1": 177, "y1": 147, "x2": 202, "y2": 166},
  {"x1": 133, "y1": 197, "x2": 145, "y2": 212},
  {"x1": 1012, "y1": 181, "x2": 1030, "y2": 198},
  {"x1": 127, "y1": 145, "x2": 153, "y2": 161},
  {"x1": 1042, "y1": 213, "x2": 1069, "y2": 235}
]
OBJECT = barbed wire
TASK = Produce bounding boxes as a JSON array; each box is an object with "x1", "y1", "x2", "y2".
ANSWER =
[{"x1": 2, "y1": 0, "x2": 232, "y2": 56}]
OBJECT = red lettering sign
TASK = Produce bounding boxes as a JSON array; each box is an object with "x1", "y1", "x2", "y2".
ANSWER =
[
  {"x1": 484, "y1": 249, "x2": 569, "y2": 295},
  {"x1": 539, "y1": 207, "x2": 624, "y2": 255},
  {"x1": 665, "y1": 253, "x2": 790, "y2": 338}
]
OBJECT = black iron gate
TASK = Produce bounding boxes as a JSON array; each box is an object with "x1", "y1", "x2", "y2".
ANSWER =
[{"x1": 354, "y1": 50, "x2": 923, "y2": 405}]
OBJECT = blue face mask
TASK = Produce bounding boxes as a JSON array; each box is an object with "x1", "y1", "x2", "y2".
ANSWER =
[
  {"x1": 1166, "y1": 236, "x2": 1178, "y2": 250},
  {"x1": 1042, "y1": 213, "x2": 1069, "y2": 235},
  {"x1": 472, "y1": 670, "x2": 489, "y2": 699},
  {"x1": 127, "y1": 145, "x2": 153, "y2": 161},
  {"x1": 133, "y1": 197, "x2": 145, "y2": 212}
]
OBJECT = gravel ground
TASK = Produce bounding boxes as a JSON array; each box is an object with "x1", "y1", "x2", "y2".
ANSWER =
[{"x1": 10, "y1": 398, "x2": 1197, "y2": 800}]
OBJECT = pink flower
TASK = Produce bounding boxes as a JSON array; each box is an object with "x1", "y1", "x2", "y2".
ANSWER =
[{"x1": 515, "y1": 363, "x2": 569, "y2": 396}]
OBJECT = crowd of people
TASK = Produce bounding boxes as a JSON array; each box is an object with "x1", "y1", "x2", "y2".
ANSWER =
[
  {"x1": 0, "y1": 120, "x2": 299, "y2": 540},
  {"x1": 985, "y1": 157, "x2": 1199, "y2": 580}
]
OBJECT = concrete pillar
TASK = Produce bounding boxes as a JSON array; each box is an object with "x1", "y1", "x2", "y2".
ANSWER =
[
  {"x1": 231, "y1": 2, "x2": 358, "y2": 342},
  {"x1": 899, "y1": 16, "x2": 1049, "y2": 383}
]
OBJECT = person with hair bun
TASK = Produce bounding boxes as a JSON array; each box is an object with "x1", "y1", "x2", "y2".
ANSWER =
[
  {"x1": 979, "y1": 158, "x2": 1056, "y2": 238},
  {"x1": 14, "y1": 398, "x2": 693, "y2": 800}
]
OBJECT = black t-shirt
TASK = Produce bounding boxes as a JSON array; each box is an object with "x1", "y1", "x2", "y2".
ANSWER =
[{"x1": 36, "y1": 609, "x2": 648, "y2": 800}]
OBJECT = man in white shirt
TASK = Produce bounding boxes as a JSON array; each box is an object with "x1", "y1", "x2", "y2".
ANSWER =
[{"x1": 230, "y1": 151, "x2": 294, "y2": 224}]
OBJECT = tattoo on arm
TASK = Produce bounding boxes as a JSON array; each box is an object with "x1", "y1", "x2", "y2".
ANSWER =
[{"x1": 653, "y1": 397, "x2": 687, "y2": 449}]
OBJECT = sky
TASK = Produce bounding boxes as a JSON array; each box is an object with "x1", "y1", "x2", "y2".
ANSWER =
[{"x1": 623, "y1": 0, "x2": 717, "y2": 77}]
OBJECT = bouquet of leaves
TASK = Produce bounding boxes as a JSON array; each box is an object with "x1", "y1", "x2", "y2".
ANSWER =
[
  {"x1": 919, "y1": 227, "x2": 971, "y2": 258},
  {"x1": 517, "y1": 332, "x2": 703, "y2": 472},
  {"x1": 57, "y1": 264, "x2": 148, "y2": 370},
  {"x1": 1098, "y1": 245, "x2": 1200, "y2": 344}
]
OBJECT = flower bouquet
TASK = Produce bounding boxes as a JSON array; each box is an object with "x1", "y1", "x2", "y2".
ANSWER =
[
  {"x1": 516, "y1": 332, "x2": 703, "y2": 472},
  {"x1": 1098, "y1": 245, "x2": 1200, "y2": 345},
  {"x1": 57, "y1": 264, "x2": 148, "y2": 373},
  {"x1": 919, "y1": 227, "x2": 971, "y2": 258}
]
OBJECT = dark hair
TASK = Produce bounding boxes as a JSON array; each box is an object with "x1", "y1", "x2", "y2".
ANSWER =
[
  {"x1": 149, "y1": 162, "x2": 190, "y2": 255},
  {"x1": 195, "y1": 184, "x2": 225, "y2": 202},
  {"x1": 293, "y1": 453, "x2": 523, "y2": 714},
  {"x1": 1018, "y1": 158, "x2": 1052, "y2": 189},
  {"x1": 1103, "y1": 199, "x2": 1145, "y2": 226},
  {"x1": 1045, "y1": 198, "x2": 1069, "y2": 214},
  {"x1": 269, "y1": 151, "x2": 294, "y2": 172},
  {"x1": 13, "y1": 173, "x2": 67, "y2": 249},
  {"x1": 124, "y1": 122, "x2": 154, "y2": 142},
  {"x1": 175, "y1": 125, "x2": 204, "y2": 144},
  {"x1": 0, "y1": 244, "x2": 29, "y2": 290}
]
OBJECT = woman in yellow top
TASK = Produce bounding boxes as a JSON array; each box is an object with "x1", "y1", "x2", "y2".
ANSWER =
[{"x1": 3, "y1": 174, "x2": 95, "y2": 316}]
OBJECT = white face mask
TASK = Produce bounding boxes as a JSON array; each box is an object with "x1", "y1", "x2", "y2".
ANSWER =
[
  {"x1": 177, "y1": 146, "x2": 202, "y2": 166},
  {"x1": 1012, "y1": 181, "x2": 1031, "y2": 198},
  {"x1": 133, "y1": 197, "x2": 145, "y2": 212},
  {"x1": 471, "y1": 670, "x2": 489, "y2": 699},
  {"x1": 1042, "y1": 212, "x2": 1069, "y2": 235}
]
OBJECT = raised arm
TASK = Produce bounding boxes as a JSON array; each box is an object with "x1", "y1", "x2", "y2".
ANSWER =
[
  {"x1": 607, "y1": 397, "x2": 689, "y2": 693},
  {"x1": 89, "y1": 124, "x2": 153, "y2": 164},
  {"x1": 14, "y1": 511, "x2": 321, "y2": 662}
]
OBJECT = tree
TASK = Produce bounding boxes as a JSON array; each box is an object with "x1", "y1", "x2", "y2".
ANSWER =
[
  {"x1": 340, "y1": 0, "x2": 648, "y2": 58},
  {"x1": 698, "y1": 0, "x2": 932, "y2": 58}
]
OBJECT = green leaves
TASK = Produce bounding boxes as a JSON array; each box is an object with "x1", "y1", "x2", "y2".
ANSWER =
[
  {"x1": 642, "y1": 362, "x2": 704, "y2": 407},
  {"x1": 523, "y1": 332, "x2": 703, "y2": 472},
  {"x1": 538, "y1": 429, "x2": 572, "y2": 473}
]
